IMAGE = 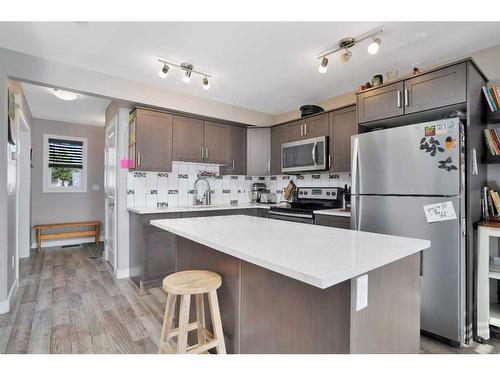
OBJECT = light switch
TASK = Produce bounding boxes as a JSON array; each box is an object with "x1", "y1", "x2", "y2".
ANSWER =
[
  {"x1": 92, "y1": 184, "x2": 100, "y2": 191},
  {"x1": 356, "y1": 274, "x2": 368, "y2": 311}
]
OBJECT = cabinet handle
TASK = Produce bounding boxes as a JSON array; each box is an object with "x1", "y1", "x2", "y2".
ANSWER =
[
  {"x1": 137, "y1": 152, "x2": 141, "y2": 167},
  {"x1": 304, "y1": 124, "x2": 307, "y2": 136},
  {"x1": 206, "y1": 147, "x2": 209, "y2": 160},
  {"x1": 300, "y1": 124, "x2": 303, "y2": 136},
  {"x1": 267, "y1": 160, "x2": 270, "y2": 172},
  {"x1": 404, "y1": 89, "x2": 409, "y2": 107},
  {"x1": 397, "y1": 90, "x2": 401, "y2": 108},
  {"x1": 232, "y1": 160, "x2": 235, "y2": 171},
  {"x1": 329, "y1": 154, "x2": 331, "y2": 168}
]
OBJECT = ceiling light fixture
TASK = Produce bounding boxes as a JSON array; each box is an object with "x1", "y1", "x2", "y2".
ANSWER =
[
  {"x1": 181, "y1": 63, "x2": 193, "y2": 83},
  {"x1": 316, "y1": 27, "x2": 383, "y2": 73},
  {"x1": 157, "y1": 58, "x2": 212, "y2": 89},
  {"x1": 202, "y1": 76, "x2": 210, "y2": 90},
  {"x1": 159, "y1": 63, "x2": 169, "y2": 78},
  {"x1": 318, "y1": 57, "x2": 328, "y2": 74},
  {"x1": 52, "y1": 88, "x2": 80, "y2": 101},
  {"x1": 367, "y1": 38, "x2": 381, "y2": 55}
]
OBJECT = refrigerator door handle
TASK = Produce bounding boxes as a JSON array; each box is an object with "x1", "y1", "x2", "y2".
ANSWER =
[{"x1": 352, "y1": 137, "x2": 359, "y2": 195}]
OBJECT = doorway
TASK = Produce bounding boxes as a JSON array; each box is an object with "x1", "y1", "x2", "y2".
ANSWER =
[{"x1": 104, "y1": 116, "x2": 117, "y2": 270}]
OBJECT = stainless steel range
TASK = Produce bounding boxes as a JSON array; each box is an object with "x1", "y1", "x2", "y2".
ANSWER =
[{"x1": 268, "y1": 187, "x2": 343, "y2": 224}]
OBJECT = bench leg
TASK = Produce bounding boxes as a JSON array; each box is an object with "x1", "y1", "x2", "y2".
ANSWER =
[
  {"x1": 95, "y1": 224, "x2": 99, "y2": 244},
  {"x1": 36, "y1": 229, "x2": 41, "y2": 253}
]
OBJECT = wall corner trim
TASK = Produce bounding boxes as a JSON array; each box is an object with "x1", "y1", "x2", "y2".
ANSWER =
[
  {"x1": 115, "y1": 268, "x2": 130, "y2": 279},
  {"x1": 0, "y1": 279, "x2": 19, "y2": 315}
]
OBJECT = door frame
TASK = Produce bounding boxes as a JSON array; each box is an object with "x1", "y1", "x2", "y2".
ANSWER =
[
  {"x1": 104, "y1": 116, "x2": 118, "y2": 271},
  {"x1": 15, "y1": 107, "x2": 31, "y2": 282}
]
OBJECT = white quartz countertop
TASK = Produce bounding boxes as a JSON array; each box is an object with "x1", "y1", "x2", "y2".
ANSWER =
[
  {"x1": 128, "y1": 203, "x2": 273, "y2": 215},
  {"x1": 151, "y1": 215, "x2": 430, "y2": 289},
  {"x1": 314, "y1": 208, "x2": 351, "y2": 218}
]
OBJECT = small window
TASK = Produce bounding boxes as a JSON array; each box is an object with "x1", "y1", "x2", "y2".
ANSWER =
[{"x1": 43, "y1": 134, "x2": 87, "y2": 193}]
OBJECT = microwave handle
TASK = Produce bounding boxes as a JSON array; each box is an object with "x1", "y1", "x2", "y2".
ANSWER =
[{"x1": 312, "y1": 142, "x2": 317, "y2": 166}]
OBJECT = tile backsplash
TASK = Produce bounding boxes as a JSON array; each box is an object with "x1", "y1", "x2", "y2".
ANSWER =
[{"x1": 127, "y1": 161, "x2": 351, "y2": 208}]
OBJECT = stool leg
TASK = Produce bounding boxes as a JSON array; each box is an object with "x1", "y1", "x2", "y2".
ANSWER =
[
  {"x1": 176, "y1": 294, "x2": 191, "y2": 353},
  {"x1": 208, "y1": 290, "x2": 226, "y2": 354},
  {"x1": 195, "y1": 294, "x2": 206, "y2": 346},
  {"x1": 159, "y1": 293, "x2": 177, "y2": 354}
]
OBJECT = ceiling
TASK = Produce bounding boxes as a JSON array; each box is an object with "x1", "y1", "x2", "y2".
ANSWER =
[
  {"x1": 20, "y1": 82, "x2": 111, "y2": 127},
  {"x1": 2, "y1": 22, "x2": 500, "y2": 115}
]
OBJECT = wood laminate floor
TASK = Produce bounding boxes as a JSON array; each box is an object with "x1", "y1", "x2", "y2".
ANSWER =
[{"x1": 1, "y1": 245, "x2": 499, "y2": 354}]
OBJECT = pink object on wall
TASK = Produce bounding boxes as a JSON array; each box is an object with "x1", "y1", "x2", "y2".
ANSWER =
[{"x1": 120, "y1": 159, "x2": 133, "y2": 169}]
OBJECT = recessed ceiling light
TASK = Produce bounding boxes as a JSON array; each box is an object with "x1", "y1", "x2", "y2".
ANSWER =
[
  {"x1": 52, "y1": 88, "x2": 80, "y2": 101},
  {"x1": 367, "y1": 38, "x2": 381, "y2": 55},
  {"x1": 159, "y1": 63, "x2": 169, "y2": 78},
  {"x1": 318, "y1": 57, "x2": 328, "y2": 74}
]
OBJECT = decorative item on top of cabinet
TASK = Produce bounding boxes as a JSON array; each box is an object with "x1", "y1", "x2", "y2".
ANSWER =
[
  {"x1": 329, "y1": 105, "x2": 357, "y2": 172},
  {"x1": 128, "y1": 108, "x2": 173, "y2": 171}
]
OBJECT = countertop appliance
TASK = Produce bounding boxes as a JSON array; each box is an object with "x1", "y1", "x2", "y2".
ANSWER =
[
  {"x1": 281, "y1": 136, "x2": 328, "y2": 173},
  {"x1": 351, "y1": 118, "x2": 467, "y2": 346},
  {"x1": 259, "y1": 192, "x2": 277, "y2": 204},
  {"x1": 250, "y1": 182, "x2": 268, "y2": 203},
  {"x1": 300, "y1": 104, "x2": 324, "y2": 117},
  {"x1": 268, "y1": 187, "x2": 343, "y2": 224}
]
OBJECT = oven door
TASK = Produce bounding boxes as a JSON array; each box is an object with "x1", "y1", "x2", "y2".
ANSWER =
[
  {"x1": 268, "y1": 211, "x2": 314, "y2": 224},
  {"x1": 281, "y1": 136, "x2": 327, "y2": 173}
]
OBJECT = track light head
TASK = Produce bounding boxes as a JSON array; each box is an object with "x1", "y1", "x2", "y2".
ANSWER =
[
  {"x1": 203, "y1": 76, "x2": 210, "y2": 90},
  {"x1": 181, "y1": 63, "x2": 193, "y2": 83},
  {"x1": 159, "y1": 63, "x2": 169, "y2": 78},
  {"x1": 340, "y1": 50, "x2": 352, "y2": 63},
  {"x1": 368, "y1": 38, "x2": 381, "y2": 55},
  {"x1": 318, "y1": 57, "x2": 328, "y2": 74}
]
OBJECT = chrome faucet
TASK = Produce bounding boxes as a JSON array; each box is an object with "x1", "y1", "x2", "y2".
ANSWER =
[{"x1": 194, "y1": 177, "x2": 211, "y2": 205}]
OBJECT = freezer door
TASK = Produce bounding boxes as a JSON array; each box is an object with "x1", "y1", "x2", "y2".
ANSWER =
[
  {"x1": 352, "y1": 118, "x2": 461, "y2": 195},
  {"x1": 351, "y1": 195, "x2": 463, "y2": 343}
]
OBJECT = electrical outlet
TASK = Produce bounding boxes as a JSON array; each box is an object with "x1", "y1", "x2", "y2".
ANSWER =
[{"x1": 356, "y1": 274, "x2": 368, "y2": 311}]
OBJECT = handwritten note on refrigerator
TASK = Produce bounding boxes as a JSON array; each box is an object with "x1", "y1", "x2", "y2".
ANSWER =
[{"x1": 423, "y1": 201, "x2": 457, "y2": 223}]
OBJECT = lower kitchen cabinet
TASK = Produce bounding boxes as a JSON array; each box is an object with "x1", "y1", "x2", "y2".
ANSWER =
[
  {"x1": 329, "y1": 105, "x2": 357, "y2": 172},
  {"x1": 315, "y1": 214, "x2": 350, "y2": 229}
]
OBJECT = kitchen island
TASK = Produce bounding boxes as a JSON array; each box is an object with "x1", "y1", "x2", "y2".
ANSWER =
[{"x1": 151, "y1": 215, "x2": 430, "y2": 354}]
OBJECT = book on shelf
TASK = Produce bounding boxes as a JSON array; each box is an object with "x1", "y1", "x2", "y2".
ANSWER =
[
  {"x1": 482, "y1": 186, "x2": 500, "y2": 220},
  {"x1": 482, "y1": 84, "x2": 500, "y2": 112},
  {"x1": 483, "y1": 128, "x2": 500, "y2": 156}
]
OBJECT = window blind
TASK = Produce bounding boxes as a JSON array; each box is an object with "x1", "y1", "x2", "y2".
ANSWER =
[{"x1": 48, "y1": 138, "x2": 83, "y2": 169}]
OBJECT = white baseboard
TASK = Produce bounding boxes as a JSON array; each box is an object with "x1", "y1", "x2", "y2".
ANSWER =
[
  {"x1": 115, "y1": 268, "x2": 130, "y2": 279},
  {"x1": 31, "y1": 235, "x2": 105, "y2": 249},
  {"x1": 0, "y1": 279, "x2": 19, "y2": 315}
]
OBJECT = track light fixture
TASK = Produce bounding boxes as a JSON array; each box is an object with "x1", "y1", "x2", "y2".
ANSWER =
[
  {"x1": 316, "y1": 27, "x2": 383, "y2": 73},
  {"x1": 159, "y1": 63, "x2": 169, "y2": 78},
  {"x1": 318, "y1": 57, "x2": 328, "y2": 74},
  {"x1": 157, "y1": 58, "x2": 212, "y2": 89},
  {"x1": 203, "y1": 76, "x2": 210, "y2": 90}
]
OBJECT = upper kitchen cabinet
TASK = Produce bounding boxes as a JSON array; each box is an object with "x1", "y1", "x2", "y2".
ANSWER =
[
  {"x1": 357, "y1": 82, "x2": 404, "y2": 124},
  {"x1": 223, "y1": 126, "x2": 247, "y2": 175},
  {"x1": 301, "y1": 113, "x2": 329, "y2": 138},
  {"x1": 404, "y1": 63, "x2": 466, "y2": 114},
  {"x1": 128, "y1": 108, "x2": 173, "y2": 171},
  {"x1": 172, "y1": 115, "x2": 205, "y2": 162},
  {"x1": 329, "y1": 105, "x2": 357, "y2": 172},
  {"x1": 271, "y1": 124, "x2": 289, "y2": 175},
  {"x1": 204, "y1": 121, "x2": 230, "y2": 164},
  {"x1": 247, "y1": 127, "x2": 271, "y2": 176}
]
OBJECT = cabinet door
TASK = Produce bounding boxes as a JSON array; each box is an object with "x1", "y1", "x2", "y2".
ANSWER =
[
  {"x1": 404, "y1": 63, "x2": 466, "y2": 114},
  {"x1": 286, "y1": 120, "x2": 303, "y2": 141},
  {"x1": 172, "y1": 115, "x2": 204, "y2": 162},
  {"x1": 357, "y1": 82, "x2": 404, "y2": 124},
  {"x1": 227, "y1": 126, "x2": 247, "y2": 175},
  {"x1": 271, "y1": 125, "x2": 289, "y2": 175},
  {"x1": 303, "y1": 113, "x2": 328, "y2": 138},
  {"x1": 315, "y1": 214, "x2": 350, "y2": 229},
  {"x1": 330, "y1": 106, "x2": 357, "y2": 172},
  {"x1": 247, "y1": 127, "x2": 271, "y2": 176},
  {"x1": 204, "y1": 121, "x2": 230, "y2": 164},
  {"x1": 135, "y1": 109, "x2": 173, "y2": 171}
]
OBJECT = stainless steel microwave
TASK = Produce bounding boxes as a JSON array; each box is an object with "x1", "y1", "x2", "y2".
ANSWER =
[{"x1": 281, "y1": 136, "x2": 328, "y2": 173}]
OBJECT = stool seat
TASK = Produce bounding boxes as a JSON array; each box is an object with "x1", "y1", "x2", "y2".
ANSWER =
[{"x1": 162, "y1": 270, "x2": 222, "y2": 295}]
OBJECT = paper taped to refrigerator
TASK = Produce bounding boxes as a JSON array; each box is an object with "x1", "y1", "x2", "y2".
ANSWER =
[{"x1": 423, "y1": 201, "x2": 457, "y2": 223}]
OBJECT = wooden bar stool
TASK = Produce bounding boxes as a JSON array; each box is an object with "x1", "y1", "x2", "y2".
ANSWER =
[{"x1": 159, "y1": 270, "x2": 226, "y2": 354}]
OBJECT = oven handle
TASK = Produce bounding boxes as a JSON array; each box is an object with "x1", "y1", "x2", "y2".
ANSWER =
[{"x1": 268, "y1": 211, "x2": 313, "y2": 219}]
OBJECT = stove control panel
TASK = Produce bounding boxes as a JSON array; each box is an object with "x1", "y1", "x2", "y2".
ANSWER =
[{"x1": 296, "y1": 187, "x2": 342, "y2": 200}]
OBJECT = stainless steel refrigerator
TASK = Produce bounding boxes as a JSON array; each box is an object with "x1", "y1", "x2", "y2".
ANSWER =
[{"x1": 351, "y1": 117, "x2": 467, "y2": 346}]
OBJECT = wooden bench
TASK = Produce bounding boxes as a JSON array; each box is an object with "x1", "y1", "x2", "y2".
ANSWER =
[{"x1": 33, "y1": 221, "x2": 101, "y2": 252}]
